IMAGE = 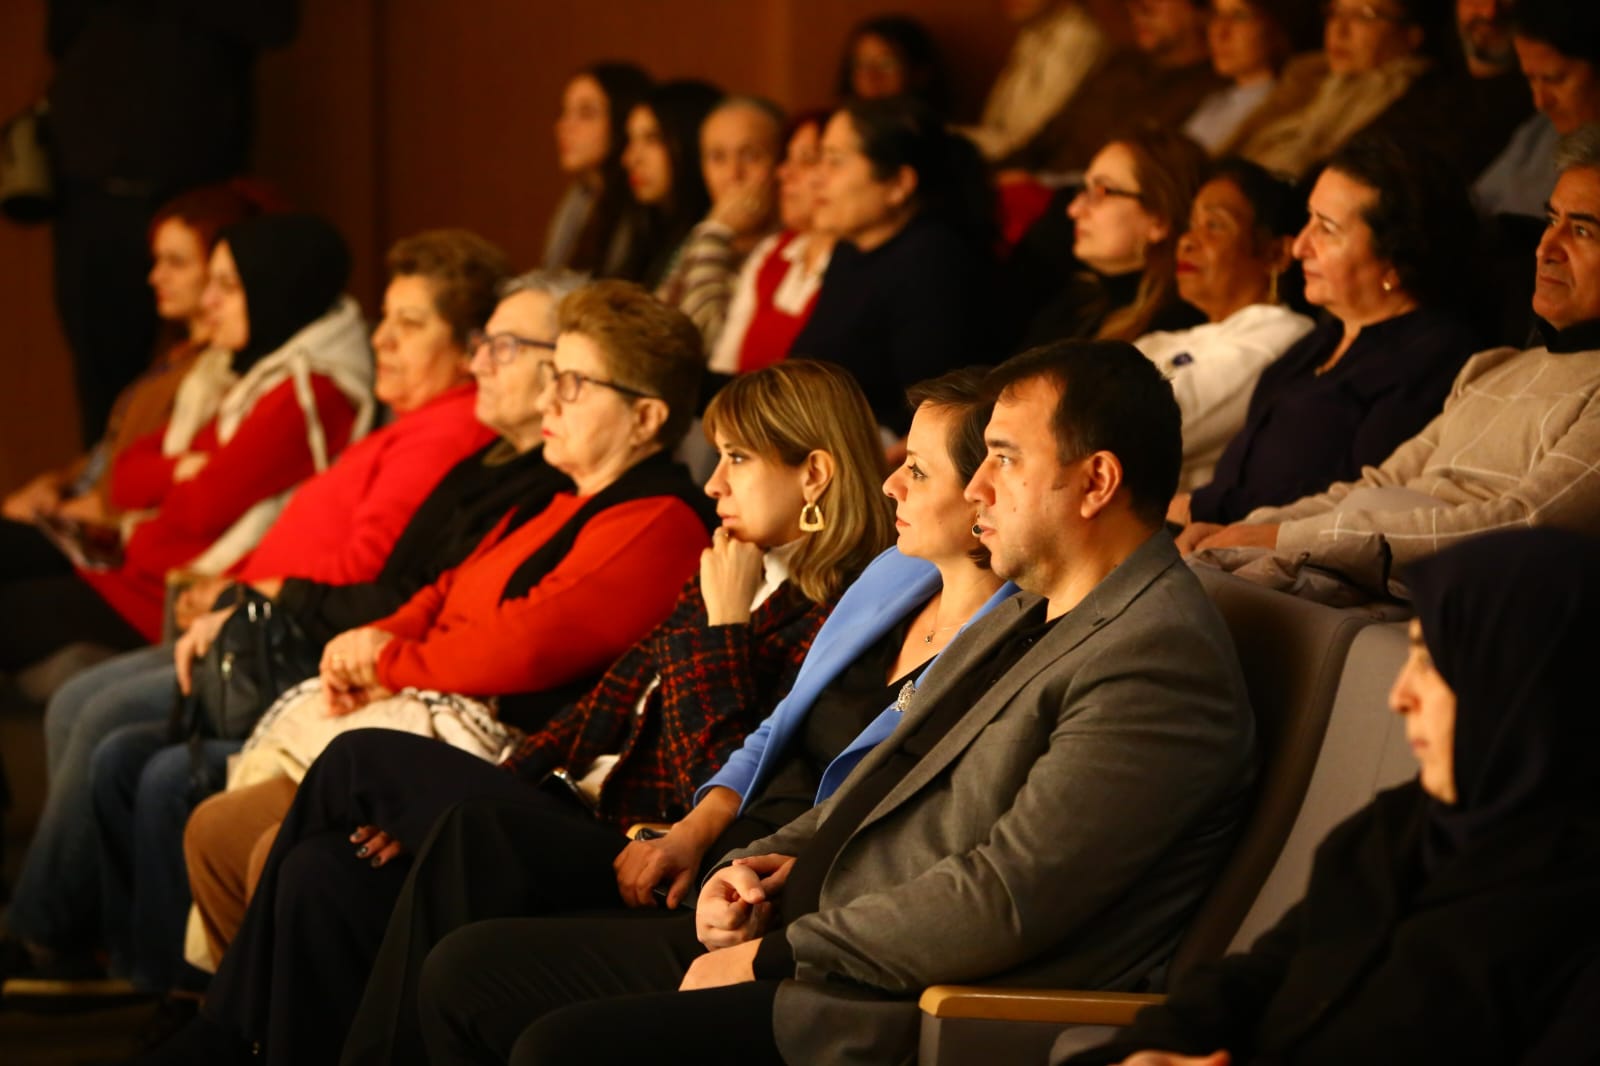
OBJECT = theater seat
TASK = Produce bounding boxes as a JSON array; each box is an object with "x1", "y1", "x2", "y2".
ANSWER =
[{"x1": 918, "y1": 571, "x2": 1414, "y2": 1065}]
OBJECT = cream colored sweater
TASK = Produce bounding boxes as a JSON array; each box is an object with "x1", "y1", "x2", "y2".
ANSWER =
[{"x1": 1249, "y1": 342, "x2": 1600, "y2": 567}]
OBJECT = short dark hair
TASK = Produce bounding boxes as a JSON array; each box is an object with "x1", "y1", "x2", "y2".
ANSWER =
[
  {"x1": 1322, "y1": 132, "x2": 1480, "y2": 312},
  {"x1": 1513, "y1": 0, "x2": 1600, "y2": 66},
  {"x1": 907, "y1": 366, "x2": 995, "y2": 568},
  {"x1": 836, "y1": 14, "x2": 951, "y2": 115},
  {"x1": 386, "y1": 229, "x2": 512, "y2": 346},
  {"x1": 985, "y1": 341, "x2": 1181, "y2": 528},
  {"x1": 1206, "y1": 156, "x2": 1306, "y2": 242}
]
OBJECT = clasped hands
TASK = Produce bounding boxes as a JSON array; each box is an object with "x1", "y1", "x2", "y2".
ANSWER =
[
  {"x1": 319, "y1": 626, "x2": 395, "y2": 714},
  {"x1": 678, "y1": 852, "x2": 794, "y2": 992}
]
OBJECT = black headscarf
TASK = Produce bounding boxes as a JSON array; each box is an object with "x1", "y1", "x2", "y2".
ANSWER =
[
  {"x1": 218, "y1": 212, "x2": 351, "y2": 374},
  {"x1": 1407, "y1": 528, "x2": 1600, "y2": 866}
]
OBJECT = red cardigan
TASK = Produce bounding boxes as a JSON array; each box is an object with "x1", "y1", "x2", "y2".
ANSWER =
[
  {"x1": 372, "y1": 492, "x2": 709, "y2": 699},
  {"x1": 80, "y1": 375, "x2": 357, "y2": 640},
  {"x1": 236, "y1": 384, "x2": 493, "y2": 585}
]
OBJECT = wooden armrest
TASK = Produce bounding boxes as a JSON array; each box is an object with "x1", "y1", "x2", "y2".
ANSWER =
[
  {"x1": 919, "y1": 986, "x2": 1164, "y2": 1026},
  {"x1": 625, "y1": 822, "x2": 672, "y2": 840}
]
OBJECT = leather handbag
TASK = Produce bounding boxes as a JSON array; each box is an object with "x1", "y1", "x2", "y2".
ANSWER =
[{"x1": 182, "y1": 587, "x2": 323, "y2": 743}]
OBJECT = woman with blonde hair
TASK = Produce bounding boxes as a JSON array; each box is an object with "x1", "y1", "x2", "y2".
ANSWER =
[
  {"x1": 155, "y1": 360, "x2": 894, "y2": 1065},
  {"x1": 1015, "y1": 127, "x2": 1210, "y2": 350}
]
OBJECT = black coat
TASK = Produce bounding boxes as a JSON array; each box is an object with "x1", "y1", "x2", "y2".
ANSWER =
[{"x1": 1071, "y1": 781, "x2": 1600, "y2": 1064}]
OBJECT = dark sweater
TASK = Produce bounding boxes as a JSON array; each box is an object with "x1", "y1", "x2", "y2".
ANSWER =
[
  {"x1": 789, "y1": 214, "x2": 993, "y2": 435},
  {"x1": 1190, "y1": 307, "x2": 1476, "y2": 524}
]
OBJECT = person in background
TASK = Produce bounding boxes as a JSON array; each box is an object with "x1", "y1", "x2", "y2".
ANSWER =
[
  {"x1": 960, "y1": 0, "x2": 1110, "y2": 163},
  {"x1": 617, "y1": 80, "x2": 722, "y2": 289},
  {"x1": 44, "y1": 0, "x2": 297, "y2": 445},
  {"x1": 1016, "y1": 129, "x2": 1209, "y2": 351},
  {"x1": 1173, "y1": 134, "x2": 1481, "y2": 529},
  {"x1": 2, "y1": 182, "x2": 272, "y2": 592},
  {"x1": 543, "y1": 62, "x2": 653, "y2": 276},
  {"x1": 1004, "y1": 0, "x2": 1221, "y2": 176},
  {"x1": 710, "y1": 109, "x2": 835, "y2": 377},
  {"x1": 1066, "y1": 528, "x2": 1600, "y2": 1065},
  {"x1": 654, "y1": 96, "x2": 784, "y2": 351},
  {"x1": 1183, "y1": 0, "x2": 1319, "y2": 154},
  {"x1": 1135, "y1": 158, "x2": 1314, "y2": 489},
  {"x1": 835, "y1": 13, "x2": 952, "y2": 116},
  {"x1": 790, "y1": 96, "x2": 995, "y2": 441},
  {"x1": 1476, "y1": 0, "x2": 1600, "y2": 219}
]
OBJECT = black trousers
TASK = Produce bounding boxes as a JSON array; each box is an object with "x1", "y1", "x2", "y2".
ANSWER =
[
  {"x1": 203, "y1": 729, "x2": 626, "y2": 1066},
  {"x1": 0, "y1": 569, "x2": 144, "y2": 672},
  {"x1": 417, "y1": 911, "x2": 783, "y2": 1066}
]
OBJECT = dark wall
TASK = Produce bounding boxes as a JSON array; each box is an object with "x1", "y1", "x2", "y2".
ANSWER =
[{"x1": 0, "y1": 0, "x2": 1128, "y2": 491}]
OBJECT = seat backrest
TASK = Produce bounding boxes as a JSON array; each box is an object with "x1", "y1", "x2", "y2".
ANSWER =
[{"x1": 1169, "y1": 569, "x2": 1376, "y2": 976}]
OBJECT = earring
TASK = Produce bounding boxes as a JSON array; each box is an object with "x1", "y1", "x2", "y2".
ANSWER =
[
  {"x1": 971, "y1": 522, "x2": 983, "y2": 538},
  {"x1": 1267, "y1": 268, "x2": 1280, "y2": 305},
  {"x1": 1381, "y1": 277, "x2": 1394, "y2": 293},
  {"x1": 799, "y1": 501, "x2": 825, "y2": 532}
]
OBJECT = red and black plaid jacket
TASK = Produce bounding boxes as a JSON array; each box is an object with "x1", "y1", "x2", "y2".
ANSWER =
[{"x1": 499, "y1": 572, "x2": 834, "y2": 826}]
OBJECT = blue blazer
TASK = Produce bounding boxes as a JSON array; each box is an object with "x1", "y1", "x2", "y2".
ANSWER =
[{"x1": 697, "y1": 546, "x2": 1018, "y2": 812}]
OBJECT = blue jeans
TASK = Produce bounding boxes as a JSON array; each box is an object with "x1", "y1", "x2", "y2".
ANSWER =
[
  {"x1": 8, "y1": 644, "x2": 176, "y2": 950},
  {"x1": 91, "y1": 722, "x2": 237, "y2": 993}
]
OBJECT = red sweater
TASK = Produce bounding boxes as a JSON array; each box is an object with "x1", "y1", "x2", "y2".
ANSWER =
[
  {"x1": 236, "y1": 384, "x2": 493, "y2": 585},
  {"x1": 372, "y1": 492, "x2": 708, "y2": 699},
  {"x1": 80, "y1": 375, "x2": 357, "y2": 640}
]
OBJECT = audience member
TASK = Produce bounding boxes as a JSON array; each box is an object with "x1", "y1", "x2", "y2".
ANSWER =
[
  {"x1": 1183, "y1": 0, "x2": 1320, "y2": 153},
  {"x1": 1016, "y1": 129, "x2": 1209, "y2": 350},
  {"x1": 1006, "y1": 0, "x2": 1221, "y2": 175},
  {"x1": 0, "y1": 229, "x2": 510, "y2": 1003},
  {"x1": 2, "y1": 183, "x2": 269, "y2": 585},
  {"x1": 1175, "y1": 135, "x2": 1480, "y2": 527},
  {"x1": 0, "y1": 213, "x2": 368, "y2": 670},
  {"x1": 789, "y1": 97, "x2": 996, "y2": 437},
  {"x1": 45, "y1": 0, "x2": 297, "y2": 444},
  {"x1": 1181, "y1": 127, "x2": 1600, "y2": 577},
  {"x1": 1135, "y1": 158, "x2": 1313, "y2": 489},
  {"x1": 543, "y1": 62, "x2": 654, "y2": 276},
  {"x1": 617, "y1": 80, "x2": 722, "y2": 288},
  {"x1": 835, "y1": 13, "x2": 952, "y2": 116},
  {"x1": 1067, "y1": 528, "x2": 1600, "y2": 1064},
  {"x1": 1225, "y1": 0, "x2": 1458, "y2": 179},
  {"x1": 710, "y1": 110, "x2": 835, "y2": 375},
  {"x1": 653, "y1": 96, "x2": 784, "y2": 349},
  {"x1": 1476, "y1": 0, "x2": 1600, "y2": 219},
  {"x1": 164, "y1": 361, "x2": 896, "y2": 1066},
  {"x1": 410, "y1": 340, "x2": 1255, "y2": 1066},
  {"x1": 960, "y1": 0, "x2": 1110, "y2": 162}
]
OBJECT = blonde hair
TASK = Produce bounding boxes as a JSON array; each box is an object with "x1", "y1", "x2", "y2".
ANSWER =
[
  {"x1": 1095, "y1": 128, "x2": 1209, "y2": 342},
  {"x1": 703, "y1": 361, "x2": 894, "y2": 603}
]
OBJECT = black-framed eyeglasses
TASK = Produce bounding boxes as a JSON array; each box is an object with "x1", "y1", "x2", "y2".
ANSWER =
[
  {"x1": 533, "y1": 360, "x2": 658, "y2": 403},
  {"x1": 467, "y1": 329, "x2": 555, "y2": 366},
  {"x1": 1075, "y1": 180, "x2": 1144, "y2": 206}
]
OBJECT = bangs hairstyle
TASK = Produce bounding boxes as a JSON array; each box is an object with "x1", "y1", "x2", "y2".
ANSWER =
[
  {"x1": 906, "y1": 365, "x2": 995, "y2": 569},
  {"x1": 386, "y1": 229, "x2": 513, "y2": 346},
  {"x1": 555, "y1": 280, "x2": 705, "y2": 451},
  {"x1": 703, "y1": 360, "x2": 894, "y2": 603}
]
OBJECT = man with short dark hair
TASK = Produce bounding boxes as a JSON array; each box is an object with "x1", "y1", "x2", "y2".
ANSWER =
[{"x1": 415, "y1": 340, "x2": 1256, "y2": 1066}]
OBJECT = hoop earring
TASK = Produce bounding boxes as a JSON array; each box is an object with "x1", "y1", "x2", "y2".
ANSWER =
[{"x1": 799, "y1": 501, "x2": 825, "y2": 532}]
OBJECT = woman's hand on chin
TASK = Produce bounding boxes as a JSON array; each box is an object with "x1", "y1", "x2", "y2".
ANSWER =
[{"x1": 700, "y1": 527, "x2": 766, "y2": 626}]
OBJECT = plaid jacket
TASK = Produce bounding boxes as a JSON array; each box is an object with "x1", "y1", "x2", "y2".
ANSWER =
[{"x1": 499, "y1": 572, "x2": 833, "y2": 826}]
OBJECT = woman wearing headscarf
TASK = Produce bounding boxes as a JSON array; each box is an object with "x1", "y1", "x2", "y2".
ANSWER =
[
  {"x1": 0, "y1": 212, "x2": 370, "y2": 669},
  {"x1": 1066, "y1": 527, "x2": 1600, "y2": 1064}
]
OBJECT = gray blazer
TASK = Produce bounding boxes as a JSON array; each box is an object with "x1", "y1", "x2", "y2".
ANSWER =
[{"x1": 725, "y1": 531, "x2": 1257, "y2": 1065}]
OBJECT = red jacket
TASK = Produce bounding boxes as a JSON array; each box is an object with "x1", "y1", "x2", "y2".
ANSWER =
[
  {"x1": 236, "y1": 383, "x2": 493, "y2": 585},
  {"x1": 80, "y1": 375, "x2": 357, "y2": 639},
  {"x1": 372, "y1": 492, "x2": 709, "y2": 698}
]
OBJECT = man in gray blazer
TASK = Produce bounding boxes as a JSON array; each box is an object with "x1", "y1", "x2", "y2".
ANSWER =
[{"x1": 418, "y1": 340, "x2": 1257, "y2": 1065}]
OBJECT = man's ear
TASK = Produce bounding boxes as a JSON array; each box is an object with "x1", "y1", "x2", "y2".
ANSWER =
[{"x1": 1078, "y1": 451, "x2": 1125, "y2": 519}]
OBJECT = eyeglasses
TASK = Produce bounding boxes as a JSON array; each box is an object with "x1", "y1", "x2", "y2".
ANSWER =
[
  {"x1": 533, "y1": 360, "x2": 658, "y2": 403},
  {"x1": 468, "y1": 330, "x2": 555, "y2": 366},
  {"x1": 1074, "y1": 179, "x2": 1144, "y2": 206},
  {"x1": 1322, "y1": 2, "x2": 1406, "y2": 25}
]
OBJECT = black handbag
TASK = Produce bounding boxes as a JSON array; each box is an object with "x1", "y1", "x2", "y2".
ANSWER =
[{"x1": 173, "y1": 587, "x2": 323, "y2": 744}]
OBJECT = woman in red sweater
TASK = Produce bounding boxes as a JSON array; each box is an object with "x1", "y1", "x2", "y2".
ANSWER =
[{"x1": 0, "y1": 213, "x2": 368, "y2": 669}]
